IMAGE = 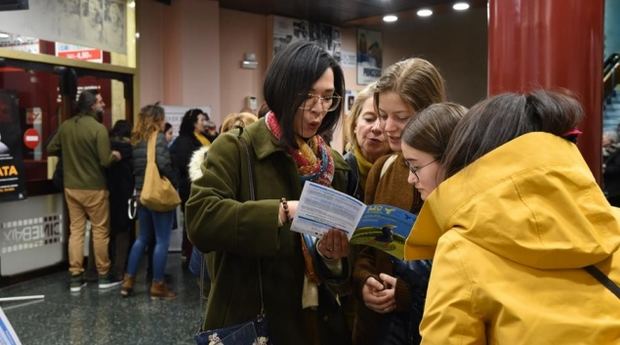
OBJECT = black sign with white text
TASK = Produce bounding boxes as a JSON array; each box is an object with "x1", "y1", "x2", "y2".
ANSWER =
[{"x1": 0, "y1": 91, "x2": 26, "y2": 202}]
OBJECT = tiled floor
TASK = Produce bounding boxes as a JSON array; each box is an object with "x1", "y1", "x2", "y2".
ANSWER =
[{"x1": 0, "y1": 254, "x2": 203, "y2": 345}]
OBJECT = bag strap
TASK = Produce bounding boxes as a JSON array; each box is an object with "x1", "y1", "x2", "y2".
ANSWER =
[
  {"x1": 146, "y1": 131, "x2": 157, "y2": 164},
  {"x1": 238, "y1": 134, "x2": 265, "y2": 315},
  {"x1": 198, "y1": 131, "x2": 264, "y2": 329},
  {"x1": 584, "y1": 265, "x2": 620, "y2": 299}
]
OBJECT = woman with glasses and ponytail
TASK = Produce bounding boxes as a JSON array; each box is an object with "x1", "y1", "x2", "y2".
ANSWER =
[{"x1": 186, "y1": 41, "x2": 353, "y2": 345}]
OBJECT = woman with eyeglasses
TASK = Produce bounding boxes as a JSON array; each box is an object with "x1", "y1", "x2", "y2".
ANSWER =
[
  {"x1": 352, "y1": 58, "x2": 446, "y2": 345},
  {"x1": 186, "y1": 41, "x2": 353, "y2": 345},
  {"x1": 401, "y1": 103, "x2": 466, "y2": 201}
]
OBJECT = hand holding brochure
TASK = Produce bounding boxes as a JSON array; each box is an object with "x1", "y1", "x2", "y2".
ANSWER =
[{"x1": 290, "y1": 182, "x2": 416, "y2": 259}]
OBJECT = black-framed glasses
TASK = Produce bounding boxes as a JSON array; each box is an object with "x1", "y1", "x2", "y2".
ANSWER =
[
  {"x1": 404, "y1": 159, "x2": 437, "y2": 180},
  {"x1": 299, "y1": 93, "x2": 342, "y2": 112}
]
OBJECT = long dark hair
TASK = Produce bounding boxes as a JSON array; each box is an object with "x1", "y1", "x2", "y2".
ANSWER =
[
  {"x1": 442, "y1": 89, "x2": 584, "y2": 179},
  {"x1": 179, "y1": 108, "x2": 208, "y2": 137},
  {"x1": 263, "y1": 41, "x2": 345, "y2": 148}
]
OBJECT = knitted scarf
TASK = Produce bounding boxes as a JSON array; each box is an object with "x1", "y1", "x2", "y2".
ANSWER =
[
  {"x1": 265, "y1": 112, "x2": 334, "y2": 186},
  {"x1": 353, "y1": 146, "x2": 373, "y2": 192}
]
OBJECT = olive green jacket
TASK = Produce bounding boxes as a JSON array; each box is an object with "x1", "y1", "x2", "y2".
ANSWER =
[
  {"x1": 186, "y1": 119, "x2": 350, "y2": 344},
  {"x1": 47, "y1": 113, "x2": 115, "y2": 189}
]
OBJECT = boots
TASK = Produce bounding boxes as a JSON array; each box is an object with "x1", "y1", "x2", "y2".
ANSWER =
[
  {"x1": 120, "y1": 274, "x2": 135, "y2": 297},
  {"x1": 150, "y1": 281, "x2": 176, "y2": 300}
]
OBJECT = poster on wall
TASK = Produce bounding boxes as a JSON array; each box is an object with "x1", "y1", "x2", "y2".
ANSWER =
[
  {"x1": 0, "y1": 92, "x2": 27, "y2": 202},
  {"x1": 273, "y1": 16, "x2": 342, "y2": 62},
  {"x1": 0, "y1": 0, "x2": 127, "y2": 54},
  {"x1": 357, "y1": 29, "x2": 383, "y2": 85}
]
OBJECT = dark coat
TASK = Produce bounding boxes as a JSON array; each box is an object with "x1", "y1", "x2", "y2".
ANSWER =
[
  {"x1": 186, "y1": 119, "x2": 351, "y2": 345},
  {"x1": 353, "y1": 153, "x2": 423, "y2": 345},
  {"x1": 170, "y1": 134, "x2": 202, "y2": 206},
  {"x1": 132, "y1": 132, "x2": 177, "y2": 191},
  {"x1": 107, "y1": 137, "x2": 134, "y2": 232}
]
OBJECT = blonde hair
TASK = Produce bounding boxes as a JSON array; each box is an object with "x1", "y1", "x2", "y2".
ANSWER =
[
  {"x1": 345, "y1": 83, "x2": 376, "y2": 153},
  {"x1": 374, "y1": 58, "x2": 446, "y2": 112},
  {"x1": 221, "y1": 112, "x2": 258, "y2": 133},
  {"x1": 131, "y1": 103, "x2": 165, "y2": 145}
]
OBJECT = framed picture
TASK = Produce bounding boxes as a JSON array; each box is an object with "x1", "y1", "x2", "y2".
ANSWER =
[{"x1": 357, "y1": 29, "x2": 382, "y2": 85}]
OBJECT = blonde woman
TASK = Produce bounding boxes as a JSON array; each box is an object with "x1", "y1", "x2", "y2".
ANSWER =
[
  {"x1": 353, "y1": 58, "x2": 446, "y2": 345},
  {"x1": 344, "y1": 83, "x2": 390, "y2": 201},
  {"x1": 121, "y1": 103, "x2": 177, "y2": 300}
]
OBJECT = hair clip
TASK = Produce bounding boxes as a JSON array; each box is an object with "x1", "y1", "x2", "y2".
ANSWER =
[{"x1": 562, "y1": 128, "x2": 582, "y2": 143}]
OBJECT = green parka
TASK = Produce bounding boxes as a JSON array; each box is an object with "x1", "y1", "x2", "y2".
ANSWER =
[{"x1": 186, "y1": 119, "x2": 350, "y2": 344}]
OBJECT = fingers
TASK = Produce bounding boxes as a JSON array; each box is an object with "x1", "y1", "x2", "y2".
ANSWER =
[
  {"x1": 379, "y1": 273, "x2": 397, "y2": 289},
  {"x1": 319, "y1": 229, "x2": 350, "y2": 259},
  {"x1": 365, "y1": 276, "x2": 384, "y2": 291},
  {"x1": 363, "y1": 275, "x2": 397, "y2": 313}
]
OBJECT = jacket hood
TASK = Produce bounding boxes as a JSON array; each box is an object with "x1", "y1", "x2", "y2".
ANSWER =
[
  {"x1": 189, "y1": 145, "x2": 210, "y2": 182},
  {"x1": 405, "y1": 132, "x2": 620, "y2": 269}
]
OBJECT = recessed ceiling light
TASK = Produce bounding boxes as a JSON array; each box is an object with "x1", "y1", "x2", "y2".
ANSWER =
[
  {"x1": 417, "y1": 8, "x2": 433, "y2": 17},
  {"x1": 453, "y1": 2, "x2": 470, "y2": 11},
  {"x1": 383, "y1": 14, "x2": 398, "y2": 23}
]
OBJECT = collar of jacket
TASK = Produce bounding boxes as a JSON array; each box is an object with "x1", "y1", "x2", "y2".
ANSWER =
[
  {"x1": 405, "y1": 132, "x2": 620, "y2": 269},
  {"x1": 242, "y1": 118, "x2": 350, "y2": 172}
]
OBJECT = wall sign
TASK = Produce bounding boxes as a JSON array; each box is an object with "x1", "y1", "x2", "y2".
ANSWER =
[{"x1": 0, "y1": 91, "x2": 26, "y2": 202}]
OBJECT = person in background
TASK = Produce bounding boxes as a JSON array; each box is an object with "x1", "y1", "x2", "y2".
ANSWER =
[
  {"x1": 121, "y1": 103, "x2": 177, "y2": 300},
  {"x1": 405, "y1": 90, "x2": 620, "y2": 344},
  {"x1": 169, "y1": 108, "x2": 209, "y2": 265},
  {"x1": 164, "y1": 122, "x2": 174, "y2": 144},
  {"x1": 352, "y1": 58, "x2": 445, "y2": 345},
  {"x1": 186, "y1": 41, "x2": 351, "y2": 345},
  {"x1": 47, "y1": 90, "x2": 122, "y2": 292},
  {"x1": 107, "y1": 119, "x2": 135, "y2": 279},
  {"x1": 204, "y1": 119, "x2": 219, "y2": 143},
  {"x1": 344, "y1": 82, "x2": 390, "y2": 201}
]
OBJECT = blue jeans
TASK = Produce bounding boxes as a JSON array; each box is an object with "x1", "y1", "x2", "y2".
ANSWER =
[{"x1": 126, "y1": 206, "x2": 174, "y2": 282}]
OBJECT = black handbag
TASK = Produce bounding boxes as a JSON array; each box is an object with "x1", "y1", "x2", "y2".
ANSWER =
[{"x1": 195, "y1": 133, "x2": 271, "y2": 345}]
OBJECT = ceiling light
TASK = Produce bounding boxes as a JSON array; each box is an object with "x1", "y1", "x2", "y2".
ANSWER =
[
  {"x1": 127, "y1": 1, "x2": 136, "y2": 8},
  {"x1": 417, "y1": 8, "x2": 433, "y2": 17},
  {"x1": 0, "y1": 33, "x2": 9, "y2": 39},
  {"x1": 453, "y1": 2, "x2": 470, "y2": 11},
  {"x1": 383, "y1": 15, "x2": 398, "y2": 23}
]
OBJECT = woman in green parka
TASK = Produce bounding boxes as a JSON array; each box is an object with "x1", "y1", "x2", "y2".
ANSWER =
[{"x1": 185, "y1": 41, "x2": 352, "y2": 344}]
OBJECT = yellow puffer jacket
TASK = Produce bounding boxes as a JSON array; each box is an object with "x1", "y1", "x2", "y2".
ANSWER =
[{"x1": 405, "y1": 132, "x2": 620, "y2": 344}]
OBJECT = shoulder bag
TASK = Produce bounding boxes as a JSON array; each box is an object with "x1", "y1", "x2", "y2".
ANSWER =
[{"x1": 140, "y1": 131, "x2": 181, "y2": 212}]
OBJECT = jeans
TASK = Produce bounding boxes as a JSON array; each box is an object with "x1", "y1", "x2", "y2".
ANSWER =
[{"x1": 126, "y1": 206, "x2": 175, "y2": 282}]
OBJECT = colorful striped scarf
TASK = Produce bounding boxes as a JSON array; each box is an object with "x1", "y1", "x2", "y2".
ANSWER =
[{"x1": 265, "y1": 111, "x2": 334, "y2": 186}]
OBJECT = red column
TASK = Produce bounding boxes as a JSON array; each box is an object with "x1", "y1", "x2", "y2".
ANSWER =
[{"x1": 488, "y1": 0, "x2": 604, "y2": 182}]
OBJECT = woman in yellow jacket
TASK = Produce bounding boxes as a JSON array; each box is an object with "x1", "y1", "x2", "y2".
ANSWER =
[{"x1": 405, "y1": 90, "x2": 620, "y2": 344}]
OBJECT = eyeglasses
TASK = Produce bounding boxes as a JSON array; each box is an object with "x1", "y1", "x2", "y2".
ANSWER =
[
  {"x1": 299, "y1": 93, "x2": 342, "y2": 112},
  {"x1": 404, "y1": 159, "x2": 437, "y2": 181}
]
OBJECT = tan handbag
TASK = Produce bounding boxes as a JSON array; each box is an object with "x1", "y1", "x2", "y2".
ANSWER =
[{"x1": 140, "y1": 131, "x2": 181, "y2": 212}]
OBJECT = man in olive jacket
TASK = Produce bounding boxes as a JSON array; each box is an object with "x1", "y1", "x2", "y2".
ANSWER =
[{"x1": 47, "y1": 90, "x2": 121, "y2": 292}]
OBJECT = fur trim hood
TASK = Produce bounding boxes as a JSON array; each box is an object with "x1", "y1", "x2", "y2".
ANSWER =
[{"x1": 188, "y1": 146, "x2": 210, "y2": 182}]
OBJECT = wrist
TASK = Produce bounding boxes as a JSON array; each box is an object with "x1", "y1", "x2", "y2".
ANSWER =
[{"x1": 279, "y1": 197, "x2": 292, "y2": 225}]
